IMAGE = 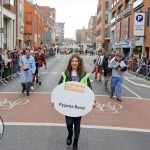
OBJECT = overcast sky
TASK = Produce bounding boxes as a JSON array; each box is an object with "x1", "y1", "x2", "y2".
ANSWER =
[{"x1": 34, "y1": 0, "x2": 98, "y2": 39}]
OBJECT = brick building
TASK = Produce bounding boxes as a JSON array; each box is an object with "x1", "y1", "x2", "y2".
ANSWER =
[
  {"x1": 24, "y1": 1, "x2": 44, "y2": 47},
  {"x1": 39, "y1": 6, "x2": 52, "y2": 46},
  {"x1": 96, "y1": 0, "x2": 111, "y2": 50},
  {"x1": 81, "y1": 27, "x2": 88, "y2": 45},
  {"x1": 110, "y1": 0, "x2": 150, "y2": 58}
]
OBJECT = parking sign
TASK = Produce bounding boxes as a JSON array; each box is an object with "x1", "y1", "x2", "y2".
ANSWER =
[{"x1": 134, "y1": 13, "x2": 145, "y2": 36}]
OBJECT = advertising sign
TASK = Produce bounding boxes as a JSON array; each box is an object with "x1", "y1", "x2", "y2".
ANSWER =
[
  {"x1": 134, "y1": 13, "x2": 145, "y2": 36},
  {"x1": 51, "y1": 81, "x2": 95, "y2": 117}
]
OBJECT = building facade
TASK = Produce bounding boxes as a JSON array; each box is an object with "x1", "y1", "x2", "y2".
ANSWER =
[
  {"x1": 81, "y1": 26, "x2": 88, "y2": 45},
  {"x1": 88, "y1": 16, "x2": 97, "y2": 49},
  {"x1": 15, "y1": 0, "x2": 24, "y2": 49},
  {"x1": 24, "y1": 1, "x2": 44, "y2": 47},
  {"x1": 39, "y1": 6, "x2": 52, "y2": 47},
  {"x1": 50, "y1": 8, "x2": 56, "y2": 45},
  {"x1": 56, "y1": 22, "x2": 65, "y2": 45},
  {"x1": 110, "y1": 0, "x2": 150, "y2": 58},
  {"x1": 76, "y1": 29, "x2": 82, "y2": 44},
  {"x1": 0, "y1": 0, "x2": 16, "y2": 50},
  {"x1": 96, "y1": 0, "x2": 111, "y2": 50}
]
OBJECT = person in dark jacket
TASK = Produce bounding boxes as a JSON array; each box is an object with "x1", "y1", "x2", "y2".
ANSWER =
[
  {"x1": 53, "y1": 54, "x2": 95, "y2": 150},
  {"x1": 102, "y1": 54, "x2": 112, "y2": 90}
]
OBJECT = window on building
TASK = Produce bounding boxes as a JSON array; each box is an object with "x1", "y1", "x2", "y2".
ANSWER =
[
  {"x1": 97, "y1": 17, "x2": 101, "y2": 25},
  {"x1": 50, "y1": 12, "x2": 53, "y2": 18},
  {"x1": 106, "y1": 1, "x2": 109, "y2": 11},
  {"x1": 97, "y1": 4, "x2": 102, "y2": 15},
  {"x1": 96, "y1": 29, "x2": 101, "y2": 37},
  {"x1": 105, "y1": 28, "x2": 108, "y2": 38},
  {"x1": 117, "y1": 22, "x2": 122, "y2": 42},
  {"x1": 124, "y1": 17, "x2": 130, "y2": 39},
  {"x1": 147, "y1": 7, "x2": 150, "y2": 26},
  {"x1": 118, "y1": 5, "x2": 123, "y2": 13},
  {"x1": 112, "y1": 11, "x2": 116, "y2": 18},
  {"x1": 105, "y1": 14, "x2": 108, "y2": 24},
  {"x1": 19, "y1": 2, "x2": 22, "y2": 16},
  {"x1": 125, "y1": 0, "x2": 131, "y2": 7},
  {"x1": 3, "y1": 0, "x2": 14, "y2": 6}
]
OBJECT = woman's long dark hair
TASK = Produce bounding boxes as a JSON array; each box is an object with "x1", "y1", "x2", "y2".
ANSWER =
[{"x1": 66, "y1": 54, "x2": 85, "y2": 76}]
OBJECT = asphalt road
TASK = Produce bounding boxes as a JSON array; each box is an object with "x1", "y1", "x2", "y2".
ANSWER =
[{"x1": 0, "y1": 54, "x2": 150, "y2": 150}]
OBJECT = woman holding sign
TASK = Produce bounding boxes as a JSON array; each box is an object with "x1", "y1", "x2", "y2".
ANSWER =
[{"x1": 53, "y1": 54, "x2": 95, "y2": 150}]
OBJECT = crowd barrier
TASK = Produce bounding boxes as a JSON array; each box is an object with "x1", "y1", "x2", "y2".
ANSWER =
[
  {"x1": 0, "y1": 50, "x2": 55, "y2": 85},
  {"x1": 127, "y1": 61, "x2": 150, "y2": 80}
]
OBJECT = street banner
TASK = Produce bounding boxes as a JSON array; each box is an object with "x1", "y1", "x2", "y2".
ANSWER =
[
  {"x1": 51, "y1": 81, "x2": 95, "y2": 117},
  {"x1": 134, "y1": 13, "x2": 145, "y2": 36}
]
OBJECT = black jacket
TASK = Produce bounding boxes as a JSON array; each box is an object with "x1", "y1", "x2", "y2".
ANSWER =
[{"x1": 58, "y1": 70, "x2": 92, "y2": 89}]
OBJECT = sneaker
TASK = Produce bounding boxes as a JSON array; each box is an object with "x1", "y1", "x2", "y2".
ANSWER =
[
  {"x1": 22, "y1": 88, "x2": 26, "y2": 93},
  {"x1": 36, "y1": 78, "x2": 39, "y2": 84},
  {"x1": 31, "y1": 86, "x2": 34, "y2": 90},
  {"x1": 39, "y1": 81, "x2": 41, "y2": 85},
  {"x1": 26, "y1": 91, "x2": 30, "y2": 96},
  {"x1": 110, "y1": 95, "x2": 113, "y2": 98},
  {"x1": 66, "y1": 134, "x2": 73, "y2": 146},
  {"x1": 72, "y1": 138, "x2": 78, "y2": 150},
  {"x1": 117, "y1": 98, "x2": 122, "y2": 101}
]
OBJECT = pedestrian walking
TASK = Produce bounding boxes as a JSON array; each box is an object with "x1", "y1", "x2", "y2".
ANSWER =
[
  {"x1": 30, "y1": 50, "x2": 39, "y2": 90},
  {"x1": 94, "y1": 49, "x2": 104, "y2": 81},
  {"x1": 37, "y1": 49, "x2": 47, "y2": 85},
  {"x1": 109, "y1": 53, "x2": 127, "y2": 101},
  {"x1": 102, "y1": 53, "x2": 112, "y2": 91},
  {"x1": 19, "y1": 49, "x2": 36, "y2": 96},
  {"x1": 52, "y1": 54, "x2": 96, "y2": 150}
]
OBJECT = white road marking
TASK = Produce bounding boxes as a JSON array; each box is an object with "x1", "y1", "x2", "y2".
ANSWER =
[
  {"x1": 124, "y1": 77, "x2": 150, "y2": 88},
  {"x1": 4, "y1": 122, "x2": 150, "y2": 133},
  {"x1": 122, "y1": 84, "x2": 141, "y2": 98}
]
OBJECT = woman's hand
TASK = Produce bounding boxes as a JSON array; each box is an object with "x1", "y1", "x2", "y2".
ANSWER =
[
  {"x1": 92, "y1": 102, "x2": 96, "y2": 109},
  {"x1": 51, "y1": 101, "x2": 54, "y2": 107}
]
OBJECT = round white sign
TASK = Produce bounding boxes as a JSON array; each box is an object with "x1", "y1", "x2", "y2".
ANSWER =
[{"x1": 51, "y1": 81, "x2": 95, "y2": 117}]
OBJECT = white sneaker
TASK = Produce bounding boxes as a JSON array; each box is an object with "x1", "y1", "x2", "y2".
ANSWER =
[{"x1": 31, "y1": 86, "x2": 34, "y2": 90}]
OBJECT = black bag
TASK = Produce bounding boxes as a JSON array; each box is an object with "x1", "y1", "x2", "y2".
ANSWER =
[{"x1": 24, "y1": 68, "x2": 29, "y2": 71}]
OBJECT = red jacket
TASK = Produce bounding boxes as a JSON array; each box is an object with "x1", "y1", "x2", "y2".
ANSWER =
[{"x1": 35, "y1": 53, "x2": 46, "y2": 67}]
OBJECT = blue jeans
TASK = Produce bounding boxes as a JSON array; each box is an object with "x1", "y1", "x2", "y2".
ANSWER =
[
  {"x1": 21, "y1": 82, "x2": 31, "y2": 92},
  {"x1": 65, "y1": 116, "x2": 81, "y2": 139},
  {"x1": 111, "y1": 77, "x2": 123, "y2": 99}
]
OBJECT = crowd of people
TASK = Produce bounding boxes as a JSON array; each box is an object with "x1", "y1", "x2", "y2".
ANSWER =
[
  {"x1": 92, "y1": 50, "x2": 127, "y2": 101},
  {"x1": 0, "y1": 47, "x2": 55, "y2": 86},
  {"x1": 127, "y1": 53, "x2": 150, "y2": 79}
]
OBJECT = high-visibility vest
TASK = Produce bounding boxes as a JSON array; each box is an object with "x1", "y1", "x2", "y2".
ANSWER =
[{"x1": 61, "y1": 72, "x2": 90, "y2": 85}]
